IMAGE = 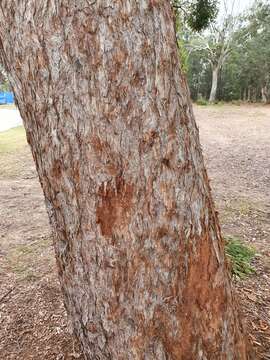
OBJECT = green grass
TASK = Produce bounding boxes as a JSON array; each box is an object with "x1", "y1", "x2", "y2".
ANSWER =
[
  {"x1": 0, "y1": 126, "x2": 26, "y2": 154},
  {"x1": 225, "y1": 237, "x2": 256, "y2": 278},
  {"x1": 196, "y1": 98, "x2": 209, "y2": 106}
]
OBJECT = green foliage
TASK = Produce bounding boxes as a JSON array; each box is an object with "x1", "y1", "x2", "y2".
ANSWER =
[
  {"x1": 0, "y1": 81, "x2": 10, "y2": 92},
  {"x1": 196, "y1": 97, "x2": 208, "y2": 105},
  {"x1": 173, "y1": 0, "x2": 218, "y2": 75},
  {"x1": 225, "y1": 237, "x2": 256, "y2": 278},
  {"x1": 0, "y1": 64, "x2": 10, "y2": 91},
  {"x1": 174, "y1": 9, "x2": 190, "y2": 73},
  {"x1": 183, "y1": 1, "x2": 270, "y2": 102},
  {"x1": 187, "y1": 0, "x2": 218, "y2": 32},
  {"x1": 173, "y1": 0, "x2": 218, "y2": 32},
  {"x1": 218, "y1": 1, "x2": 270, "y2": 102}
]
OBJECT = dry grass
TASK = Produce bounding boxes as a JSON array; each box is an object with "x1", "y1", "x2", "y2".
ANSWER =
[
  {"x1": 0, "y1": 126, "x2": 31, "y2": 179},
  {"x1": 0, "y1": 126, "x2": 26, "y2": 154},
  {"x1": 0, "y1": 104, "x2": 16, "y2": 110},
  {"x1": 6, "y1": 237, "x2": 53, "y2": 281}
]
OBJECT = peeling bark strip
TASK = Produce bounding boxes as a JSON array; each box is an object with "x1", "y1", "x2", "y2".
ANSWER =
[{"x1": 0, "y1": 1, "x2": 249, "y2": 359}]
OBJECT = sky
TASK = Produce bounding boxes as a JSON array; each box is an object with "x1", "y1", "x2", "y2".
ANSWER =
[{"x1": 219, "y1": 0, "x2": 254, "y2": 16}]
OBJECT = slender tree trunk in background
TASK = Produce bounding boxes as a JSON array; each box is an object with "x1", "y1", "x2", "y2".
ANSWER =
[
  {"x1": 0, "y1": 2, "x2": 249, "y2": 359},
  {"x1": 252, "y1": 88, "x2": 256, "y2": 103},
  {"x1": 261, "y1": 86, "x2": 270, "y2": 103},
  {"x1": 248, "y1": 86, "x2": 252, "y2": 102},
  {"x1": 209, "y1": 65, "x2": 219, "y2": 102},
  {"x1": 243, "y1": 88, "x2": 247, "y2": 102}
]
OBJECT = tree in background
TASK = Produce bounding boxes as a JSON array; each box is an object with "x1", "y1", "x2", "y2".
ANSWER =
[
  {"x1": 0, "y1": 1, "x2": 249, "y2": 359},
  {"x1": 173, "y1": 0, "x2": 218, "y2": 73},
  {"x1": 222, "y1": 1, "x2": 270, "y2": 103},
  {"x1": 183, "y1": 0, "x2": 270, "y2": 103},
  {"x1": 186, "y1": 5, "x2": 240, "y2": 102},
  {"x1": 173, "y1": 0, "x2": 217, "y2": 32}
]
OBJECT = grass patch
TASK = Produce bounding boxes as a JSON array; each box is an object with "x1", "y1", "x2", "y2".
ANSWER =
[
  {"x1": 7, "y1": 237, "x2": 53, "y2": 281},
  {"x1": 231, "y1": 100, "x2": 241, "y2": 106},
  {"x1": 225, "y1": 237, "x2": 256, "y2": 278},
  {"x1": 213, "y1": 100, "x2": 226, "y2": 106},
  {"x1": 0, "y1": 126, "x2": 31, "y2": 179},
  {"x1": 0, "y1": 126, "x2": 26, "y2": 154},
  {"x1": 224, "y1": 198, "x2": 255, "y2": 217},
  {"x1": 196, "y1": 98, "x2": 209, "y2": 106}
]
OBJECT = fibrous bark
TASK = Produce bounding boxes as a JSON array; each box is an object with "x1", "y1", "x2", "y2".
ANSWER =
[{"x1": 0, "y1": 1, "x2": 249, "y2": 359}]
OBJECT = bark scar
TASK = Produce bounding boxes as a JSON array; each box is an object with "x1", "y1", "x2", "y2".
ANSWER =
[{"x1": 96, "y1": 177, "x2": 134, "y2": 238}]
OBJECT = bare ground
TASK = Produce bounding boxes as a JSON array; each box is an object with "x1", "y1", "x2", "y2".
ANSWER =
[{"x1": 0, "y1": 104, "x2": 269, "y2": 359}]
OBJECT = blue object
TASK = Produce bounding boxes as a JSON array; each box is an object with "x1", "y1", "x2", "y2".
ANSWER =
[{"x1": 0, "y1": 92, "x2": 14, "y2": 104}]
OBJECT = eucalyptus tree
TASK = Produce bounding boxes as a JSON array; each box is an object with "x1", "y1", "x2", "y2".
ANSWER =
[
  {"x1": 214, "y1": 0, "x2": 270, "y2": 103},
  {"x1": 173, "y1": 0, "x2": 217, "y2": 31},
  {"x1": 190, "y1": 16, "x2": 240, "y2": 102},
  {"x1": 243, "y1": 0, "x2": 270, "y2": 102},
  {"x1": 0, "y1": 1, "x2": 249, "y2": 359},
  {"x1": 181, "y1": 0, "x2": 243, "y2": 102}
]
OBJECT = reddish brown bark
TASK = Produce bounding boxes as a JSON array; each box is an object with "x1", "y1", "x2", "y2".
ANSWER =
[{"x1": 0, "y1": 1, "x2": 249, "y2": 359}]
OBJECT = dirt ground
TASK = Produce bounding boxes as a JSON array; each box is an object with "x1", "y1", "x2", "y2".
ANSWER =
[{"x1": 0, "y1": 104, "x2": 269, "y2": 359}]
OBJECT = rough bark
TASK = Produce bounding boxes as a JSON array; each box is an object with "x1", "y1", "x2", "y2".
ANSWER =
[
  {"x1": 0, "y1": 2, "x2": 249, "y2": 359},
  {"x1": 209, "y1": 66, "x2": 219, "y2": 103}
]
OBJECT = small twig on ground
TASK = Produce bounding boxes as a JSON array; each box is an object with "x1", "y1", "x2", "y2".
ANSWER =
[{"x1": 0, "y1": 287, "x2": 14, "y2": 304}]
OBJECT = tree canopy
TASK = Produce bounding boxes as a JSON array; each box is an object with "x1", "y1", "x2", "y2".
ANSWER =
[
  {"x1": 181, "y1": 0, "x2": 270, "y2": 103},
  {"x1": 173, "y1": 0, "x2": 218, "y2": 31}
]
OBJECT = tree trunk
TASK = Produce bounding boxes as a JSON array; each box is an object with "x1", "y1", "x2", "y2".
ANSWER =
[
  {"x1": 247, "y1": 86, "x2": 252, "y2": 102},
  {"x1": 0, "y1": 2, "x2": 249, "y2": 359},
  {"x1": 209, "y1": 66, "x2": 219, "y2": 103},
  {"x1": 243, "y1": 88, "x2": 247, "y2": 102},
  {"x1": 261, "y1": 86, "x2": 270, "y2": 104},
  {"x1": 252, "y1": 88, "x2": 257, "y2": 103}
]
